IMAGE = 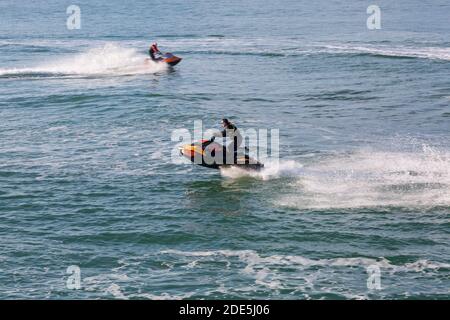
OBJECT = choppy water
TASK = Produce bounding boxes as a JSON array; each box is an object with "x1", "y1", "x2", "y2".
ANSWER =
[{"x1": 0, "y1": 0, "x2": 449, "y2": 299}]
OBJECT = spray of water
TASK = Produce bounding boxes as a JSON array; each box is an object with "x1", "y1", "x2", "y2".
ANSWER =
[
  {"x1": 0, "y1": 43, "x2": 168, "y2": 77},
  {"x1": 278, "y1": 145, "x2": 450, "y2": 209},
  {"x1": 221, "y1": 144, "x2": 450, "y2": 209},
  {"x1": 220, "y1": 159, "x2": 303, "y2": 180}
]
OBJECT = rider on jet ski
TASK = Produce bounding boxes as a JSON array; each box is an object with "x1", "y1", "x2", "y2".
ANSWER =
[
  {"x1": 210, "y1": 118, "x2": 243, "y2": 164},
  {"x1": 149, "y1": 42, "x2": 163, "y2": 61}
]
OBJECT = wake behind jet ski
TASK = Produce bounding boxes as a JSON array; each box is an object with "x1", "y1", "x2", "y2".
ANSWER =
[
  {"x1": 146, "y1": 42, "x2": 182, "y2": 66},
  {"x1": 179, "y1": 119, "x2": 264, "y2": 171}
]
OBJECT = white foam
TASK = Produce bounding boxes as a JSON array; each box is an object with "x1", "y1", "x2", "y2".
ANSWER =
[
  {"x1": 106, "y1": 283, "x2": 128, "y2": 300},
  {"x1": 220, "y1": 159, "x2": 304, "y2": 180},
  {"x1": 277, "y1": 145, "x2": 450, "y2": 210},
  {"x1": 133, "y1": 292, "x2": 194, "y2": 300},
  {"x1": 322, "y1": 44, "x2": 450, "y2": 61},
  {"x1": 161, "y1": 249, "x2": 450, "y2": 271},
  {"x1": 83, "y1": 273, "x2": 130, "y2": 299},
  {"x1": 143, "y1": 37, "x2": 450, "y2": 61},
  {"x1": 0, "y1": 43, "x2": 168, "y2": 77},
  {"x1": 160, "y1": 249, "x2": 450, "y2": 293},
  {"x1": 217, "y1": 143, "x2": 450, "y2": 209}
]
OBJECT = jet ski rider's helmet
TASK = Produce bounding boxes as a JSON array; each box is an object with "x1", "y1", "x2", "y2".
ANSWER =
[{"x1": 221, "y1": 118, "x2": 230, "y2": 127}]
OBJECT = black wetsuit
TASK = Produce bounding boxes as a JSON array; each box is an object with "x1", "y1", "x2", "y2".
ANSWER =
[{"x1": 214, "y1": 124, "x2": 243, "y2": 164}]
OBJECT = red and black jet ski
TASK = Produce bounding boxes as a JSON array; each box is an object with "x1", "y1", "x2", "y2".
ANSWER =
[
  {"x1": 179, "y1": 139, "x2": 264, "y2": 171},
  {"x1": 160, "y1": 52, "x2": 182, "y2": 66},
  {"x1": 146, "y1": 52, "x2": 182, "y2": 67}
]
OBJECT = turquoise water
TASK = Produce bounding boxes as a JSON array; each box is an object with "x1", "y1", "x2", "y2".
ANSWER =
[{"x1": 0, "y1": 0, "x2": 449, "y2": 299}]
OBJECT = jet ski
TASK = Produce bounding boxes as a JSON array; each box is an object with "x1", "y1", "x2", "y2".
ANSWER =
[
  {"x1": 179, "y1": 139, "x2": 264, "y2": 171},
  {"x1": 161, "y1": 52, "x2": 182, "y2": 66},
  {"x1": 146, "y1": 52, "x2": 182, "y2": 66}
]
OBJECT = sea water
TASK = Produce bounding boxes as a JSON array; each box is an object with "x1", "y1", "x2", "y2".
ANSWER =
[{"x1": 0, "y1": 0, "x2": 449, "y2": 299}]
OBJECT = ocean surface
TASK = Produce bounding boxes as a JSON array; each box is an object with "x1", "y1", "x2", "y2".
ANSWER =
[{"x1": 0, "y1": 0, "x2": 449, "y2": 299}]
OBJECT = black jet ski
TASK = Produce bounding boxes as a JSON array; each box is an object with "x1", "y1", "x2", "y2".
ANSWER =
[
  {"x1": 146, "y1": 52, "x2": 182, "y2": 66},
  {"x1": 179, "y1": 139, "x2": 264, "y2": 171}
]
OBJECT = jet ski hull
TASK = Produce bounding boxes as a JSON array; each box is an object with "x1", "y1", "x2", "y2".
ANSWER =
[
  {"x1": 179, "y1": 140, "x2": 264, "y2": 171},
  {"x1": 146, "y1": 52, "x2": 182, "y2": 67},
  {"x1": 163, "y1": 54, "x2": 182, "y2": 66}
]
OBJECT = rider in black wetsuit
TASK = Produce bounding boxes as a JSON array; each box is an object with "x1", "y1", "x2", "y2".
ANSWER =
[{"x1": 210, "y1": 119, "x2": 243, "y2": 164}]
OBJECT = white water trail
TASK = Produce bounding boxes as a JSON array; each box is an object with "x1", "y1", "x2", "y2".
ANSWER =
[
  {"x1": 322, "y1": 44, "x2": 450, "y2": 61},
  {"x1": 220, "y1": 159, "x2": 304, "y2": 180},
  {"x1": 0, "y1": 43, "x2": 168, "y2": 77},
  {"x1": 277, "y1": 145, "x2": 450, "y2": 210},
  {"x1": 220, "y1": 143, "x2": 450, "y2": 209}
]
